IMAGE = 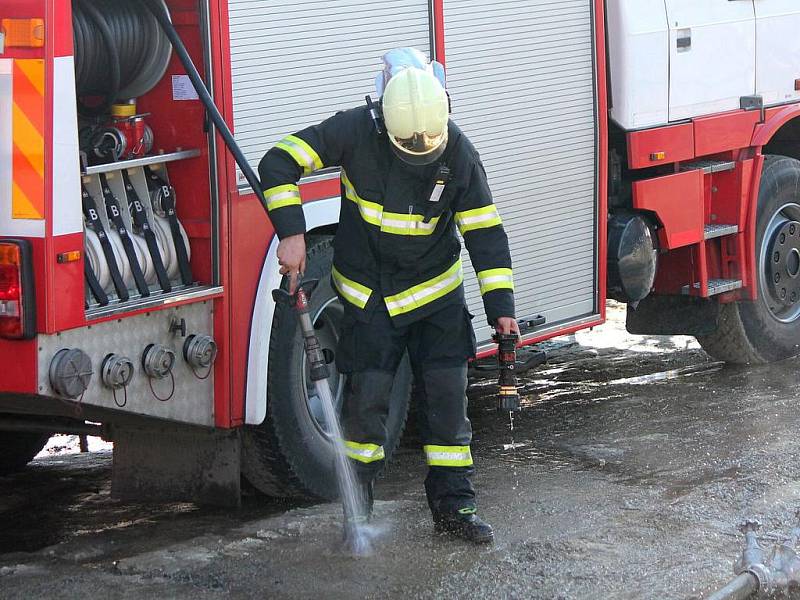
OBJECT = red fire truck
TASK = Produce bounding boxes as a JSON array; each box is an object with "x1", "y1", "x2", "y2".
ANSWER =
[{"x1": 2, "y1": 0, "x2": 799, "y2": 505}]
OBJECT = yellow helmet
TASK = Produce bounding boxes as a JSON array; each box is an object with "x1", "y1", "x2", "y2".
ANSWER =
[{"x1": 381, "y1": 67, "x2": 449, "y2": 166}]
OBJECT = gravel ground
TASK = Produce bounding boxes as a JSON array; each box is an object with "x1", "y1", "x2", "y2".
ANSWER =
[{"x1": 2, "y1": 303, "x2": 800, "y2": 599}]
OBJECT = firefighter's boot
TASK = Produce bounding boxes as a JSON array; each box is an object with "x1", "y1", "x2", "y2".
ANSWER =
[{"x1": 433, "y1": 507, "x2": 494, "y2": 544}]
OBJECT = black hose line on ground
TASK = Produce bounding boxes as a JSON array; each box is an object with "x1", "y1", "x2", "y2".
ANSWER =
[
  {"x1": 137, "y1": 0, "x2": 265, "y2": 203},
  {"x1": 73, "y1": 0, "x2": 168, "y2": 116}
]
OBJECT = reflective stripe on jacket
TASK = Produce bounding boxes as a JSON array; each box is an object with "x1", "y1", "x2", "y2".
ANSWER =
[{"x1": 258, "y1": 106, "x2": 515, "y2": 326}]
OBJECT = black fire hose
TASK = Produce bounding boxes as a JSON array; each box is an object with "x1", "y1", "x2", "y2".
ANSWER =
[
  {"x1": 137, "y1": 0, "x2": 265, "y2": 204},
  {"x1": 73, "y1": 0, "x2": 121, "y2": 115}
]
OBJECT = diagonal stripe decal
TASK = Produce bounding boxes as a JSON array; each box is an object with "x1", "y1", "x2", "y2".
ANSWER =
[
  {"x1": 14, "y1": 59, "x2": 45, "y2": 96},
  {"x1": 11, "y1": 146, "x2": 44, "y2": 207},
  {"x1": 12, "y1": 104, "x2": 44, "y2": 177},
  {"x1": 11, "y1": 182, "x2": 39, "y2": 220},
  {"x1": 11, "y1": 64, "x2": 45, "y2": 133},
  {"x1": 11, "y1": 59, "x2": 45, "y2": 220}
]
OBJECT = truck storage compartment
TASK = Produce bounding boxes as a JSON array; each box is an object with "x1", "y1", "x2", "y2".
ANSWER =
[
  {"x1": 443, "y1": 0, "x2": 600, "y2": 342},
  {"x1": 73, "y1": 0, "x2": 219, "y2": 318}
]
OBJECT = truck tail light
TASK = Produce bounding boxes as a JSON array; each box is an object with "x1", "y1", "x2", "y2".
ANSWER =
[{"x1": 0, "y1": 240, "x2": 35, "y2": 339}]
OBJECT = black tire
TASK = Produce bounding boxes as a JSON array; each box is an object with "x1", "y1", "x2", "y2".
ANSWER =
[
  {"x1": 698, "y1": 155, "x2": 800, "y2": 363},
  {"x1": 241, "y1": 236, "x2": 412, "y2": 499},
  {"x1": 0, "y1": 431, "x2": 50, "y2": 475}
]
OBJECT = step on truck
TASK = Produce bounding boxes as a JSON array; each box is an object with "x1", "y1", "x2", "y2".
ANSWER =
[{"x1": 1, "y1": 0, "x2": 799, "y2": 505}]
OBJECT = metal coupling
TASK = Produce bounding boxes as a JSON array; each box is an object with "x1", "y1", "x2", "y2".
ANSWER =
[
  {"x1": 100, "y1": 354, "x2": 134, "y2": 390},
  {"x1": 141, "y1": 343, "x2": 176, "y2": 379},
  {"x1": 183, "y1": 334, "x2": 217, "y2": 369},
  {"x1": 711, "y1": 516, "x2": 800, "y2": 598}
]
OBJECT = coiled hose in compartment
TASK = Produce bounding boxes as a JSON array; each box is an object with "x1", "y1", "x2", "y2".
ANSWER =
[
  {"x1": 73, "y1": 0, "x2": 172, "y2": 115},
  {"x1": 137, "y1": 0, "x2": 265, "y2": 201}
]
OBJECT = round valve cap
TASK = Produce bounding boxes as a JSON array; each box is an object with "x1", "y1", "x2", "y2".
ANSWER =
[
  {"x1": 141, "y1": 344, "x2": 176, "y2": 379},
  {"x1": 101, "y1": 354, "x2": 134, "y2": 389},
  {"x1": 49, "y1": 348, "x2": 93, "y2": 399},
  {"x1": 183, "y1": 334, "x2": 218, "y2": 369}
]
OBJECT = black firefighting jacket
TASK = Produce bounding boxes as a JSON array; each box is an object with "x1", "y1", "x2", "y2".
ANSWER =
[{"x1": 258, "y1": 105, "x2": 515, "y2": 327}]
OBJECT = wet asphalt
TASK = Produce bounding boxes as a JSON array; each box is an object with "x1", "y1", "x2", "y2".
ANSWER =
[{"x1": 2, "y1": 304, "x2": 800, "y2": 599}]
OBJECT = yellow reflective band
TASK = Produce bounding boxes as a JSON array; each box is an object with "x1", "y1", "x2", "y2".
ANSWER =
[
  {"x1": 384, "y1": 259, "x2": 463, "y2": 317},
  {"x1": 342, "y1": 171, "x2": 439, "y2": 236},
  {"x1": 345, "y1": 441, "x2": 385, "y2": 464},
  {"x1": 332, "y1": 266, "x2": 372, "y2": 309},
  {"x1": 275, "y1": 134, "x2": 323, "y2": 175},
  {"x1": 455, "y1": 204, "x2": 502, "y2": 235},
  {"x1": 380, "y1": 212, "x2": 440, "y2": 236},
  {"x1": 264, "y1": 184, "x2": 302, "y2": 211},
  {"x1": 477, "y1": 268, "x2": 515, "y2": 294},
  {"x1": 424, "y1": 445, "x2": 473, "y2": 467},
  {"x1": 341, "y1": 170, "x2": 382, "y2": 227}
]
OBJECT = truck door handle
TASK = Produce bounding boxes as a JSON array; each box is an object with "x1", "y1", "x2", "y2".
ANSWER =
[{"x1": 677, "y1": 29, "x2": 691, "y2": 52}]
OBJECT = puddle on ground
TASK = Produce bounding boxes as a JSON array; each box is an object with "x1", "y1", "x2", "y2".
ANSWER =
[
  {"x1": 489, "y1": 438, "x2": 573, "y2": 469},
  {"x1": 603, "y1": 361, "x2": 725, "y2": 386}
]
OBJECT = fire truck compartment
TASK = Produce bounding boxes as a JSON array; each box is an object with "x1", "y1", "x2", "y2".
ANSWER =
[
  {"x1": 72, "y1": 0, "x2": 222, "y2": 319},
  {"x1": 444, "y1": 0, "x2": 600, "y2": 342},
  {"x1": 228, "y1": 0, "x2": 602, "y2": 344}
]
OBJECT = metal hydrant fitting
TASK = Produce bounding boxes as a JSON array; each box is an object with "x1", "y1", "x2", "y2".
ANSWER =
[{"x1": 706, "y1": 515, "x2": 800, "y2": 600}]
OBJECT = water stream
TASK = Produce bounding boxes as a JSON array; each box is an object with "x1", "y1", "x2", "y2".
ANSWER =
[{"x1": 312, "y1": 378, "x2": 377, "y2": 556}]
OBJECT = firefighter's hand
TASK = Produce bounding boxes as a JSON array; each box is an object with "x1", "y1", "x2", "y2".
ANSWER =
[
  {"x1": 494, "y1": 317, "x2": 520, "y2": 337},
  {"x1": 277, "y1": 234, "x2": 306, "y2": 294}
]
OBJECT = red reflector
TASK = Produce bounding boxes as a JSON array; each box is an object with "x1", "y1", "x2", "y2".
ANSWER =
[
  {"x1": 795, "y1": 79, "x2": 800, "y2": 91},
  {"x1": 0, "y1": 241, "x2": 32, "y2": 339}
]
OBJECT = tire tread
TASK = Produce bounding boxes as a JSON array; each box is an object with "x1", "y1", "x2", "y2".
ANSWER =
[{"x1": 242, "y1": 236, "x2": 411, "y2": 499}]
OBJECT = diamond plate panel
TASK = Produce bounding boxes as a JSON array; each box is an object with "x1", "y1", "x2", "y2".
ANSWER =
[{"x1": 37, "y1": 302, "x2": 215, "y2": 426}]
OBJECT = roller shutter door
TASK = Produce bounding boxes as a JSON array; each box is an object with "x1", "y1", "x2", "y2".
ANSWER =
[
  {"x1": 228, "y1": 0, "x2": 432, "y2": 182},
  {"x1": 443, "y1": 0, "x2": 599, "y2": 343}
]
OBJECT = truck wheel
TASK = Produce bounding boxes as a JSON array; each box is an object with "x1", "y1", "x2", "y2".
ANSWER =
[
  {"x1": 698, "y1": 155, "x2": 800, "y2": 363},
  {"x1": 0, "y1": 431, "x2": 50, "y2": 475},
  {"x1": 242, "y1": 237, "x2": 412, "y2": 499}
]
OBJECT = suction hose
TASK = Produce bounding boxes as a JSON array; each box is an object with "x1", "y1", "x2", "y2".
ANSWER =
[
  {"x1": 136, "y1": 0, "x2": 265, "y2": 204},
  {"x1": 705, "y1": 573, "x2": 758, "y2": 600}
]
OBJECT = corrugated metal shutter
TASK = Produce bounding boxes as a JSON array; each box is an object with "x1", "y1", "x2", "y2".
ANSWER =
[
  {"x1": 443, "y1": 0, "x2": 598, "y2": 343},
  {"x1": 228, "y1": 0, "x2": 432, "y2": 182}
]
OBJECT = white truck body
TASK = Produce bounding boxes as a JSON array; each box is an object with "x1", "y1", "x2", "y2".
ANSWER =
[{"x1": 608, "y1": 0, "x2": 800, "y2": 130}]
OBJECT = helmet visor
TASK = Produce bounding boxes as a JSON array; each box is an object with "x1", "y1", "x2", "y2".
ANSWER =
[{"x1": 389, "y1": 130, "x2": 448, "y2": 166}]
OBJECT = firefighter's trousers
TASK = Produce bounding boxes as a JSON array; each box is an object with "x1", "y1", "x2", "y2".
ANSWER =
[{"x1": 336, "y1": 302, "x2": 477, "y2": 514}]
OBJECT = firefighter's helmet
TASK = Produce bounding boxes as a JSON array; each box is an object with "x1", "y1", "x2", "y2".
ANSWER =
[{"x1": 379, "y1": 51, "x2": 449, "y2": 166}]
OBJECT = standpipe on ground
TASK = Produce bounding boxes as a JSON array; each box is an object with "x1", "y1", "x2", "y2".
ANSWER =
[{"x1": 706, "y1": 517, "x2": 800, "y2": 600}]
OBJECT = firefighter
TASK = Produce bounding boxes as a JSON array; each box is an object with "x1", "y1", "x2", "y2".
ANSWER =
[{"x1": 259, "y1": 48, "x2": 518, "y2": 545}]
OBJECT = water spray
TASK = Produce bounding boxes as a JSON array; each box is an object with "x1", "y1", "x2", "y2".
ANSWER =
[{"x1": 273, "y1": 281, "x2": 374, "y2": 555}]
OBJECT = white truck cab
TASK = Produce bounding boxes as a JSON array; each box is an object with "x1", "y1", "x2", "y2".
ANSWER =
[{"x1": 608, "y1": 0, "x2": 800, "y2": 130}]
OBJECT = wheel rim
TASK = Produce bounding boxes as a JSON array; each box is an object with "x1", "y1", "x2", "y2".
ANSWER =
[
  {"x1": 301, "y1": 297, "x2": 346, "y2": 440},
  {"x1": 759, "y1": 202, "x2": 800, "y2": 323}
]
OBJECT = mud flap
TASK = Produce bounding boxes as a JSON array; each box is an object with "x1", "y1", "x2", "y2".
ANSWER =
[
  {"x1": 626, "y1": 295, "x2": 720, "y2": 337},
  {"x1": 112, "y1": 425, "x2": 241, "y2": 508}
]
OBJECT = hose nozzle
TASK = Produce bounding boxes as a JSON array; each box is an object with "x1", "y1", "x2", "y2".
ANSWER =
[
  {"x1": 273, "y1": 280, "x2": 330, "y2": 382},
  {"x1": 493, "y1": 332, "x2": 520, "y2": 412}
]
